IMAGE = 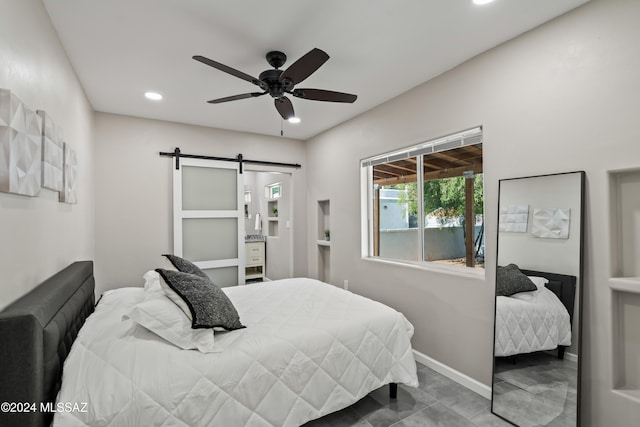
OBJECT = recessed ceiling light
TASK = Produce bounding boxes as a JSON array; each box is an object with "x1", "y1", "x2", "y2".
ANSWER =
[
  {"x1": 473, "y1": 0, "x2": 495, "y2": 5},
  {"x1": 288, "y1": 117, "x2": 301, "y2": 124},
  {"x1": 144, "y1": 91, "x2": 163, "y2": 101}
]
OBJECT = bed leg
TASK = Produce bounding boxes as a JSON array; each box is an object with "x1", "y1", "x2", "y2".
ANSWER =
[
  {"x1": 558, "y1": 346, "x2": 566, "y2": 360},
  {"x1": 389, "y1": 383, "x2": 398, "y2": 399}
]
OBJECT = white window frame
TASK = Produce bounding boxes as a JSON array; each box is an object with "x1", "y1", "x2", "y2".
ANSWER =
[{"x1": 360, "y1": 127, "x2": 485, "y2": 277}]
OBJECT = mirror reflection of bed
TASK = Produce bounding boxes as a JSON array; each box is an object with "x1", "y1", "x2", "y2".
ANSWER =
[{"x1": 492, "y1": 172, "x2": 585, "y2": 427}]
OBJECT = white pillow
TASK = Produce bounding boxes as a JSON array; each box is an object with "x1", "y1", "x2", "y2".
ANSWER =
[
  {"x1": 124, "y1": 296, "x2": 216, "y2": 353},
  {"x1": 157, "y1": 272, "x2": 193, "y2": 320},
  {"x1": 528, "y1": 276, "x2": 549, "y2": 290},
  {"x1": 142, "y1": 256, "x2": 180, "y2": 291},
  {"x1": 143, "y1": 270, "x2": 162, "y2": 294}
]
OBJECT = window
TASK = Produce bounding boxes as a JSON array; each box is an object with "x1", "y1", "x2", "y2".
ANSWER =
[
  {"x1": 264, "y1": 182, "x2": 282, "y2": 199},
  {"x1": 361, "y1": 128, "x2": 484, "y2": 270}
]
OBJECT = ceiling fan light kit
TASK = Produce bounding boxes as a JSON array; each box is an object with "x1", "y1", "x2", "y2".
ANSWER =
[{"x1": 193, "y1": 48, "x2": 357, "y2": 121}]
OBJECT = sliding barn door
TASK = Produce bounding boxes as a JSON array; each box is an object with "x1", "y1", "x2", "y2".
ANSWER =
[{"x1": 173, "y1": 158, "x2": 244, "y2": 286}]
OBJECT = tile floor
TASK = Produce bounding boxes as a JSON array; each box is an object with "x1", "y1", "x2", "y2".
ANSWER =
[
  {"x1": 493, "y1": 353, "x2": 577, "y2": 427},
  {"x1": 304, "y1": 362, "x2": 514, "y2": 427}
]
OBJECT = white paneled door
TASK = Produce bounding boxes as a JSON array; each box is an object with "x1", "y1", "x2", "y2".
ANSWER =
[{"x1": 173, "y1": 158, "x2": 244, "y2": 286}]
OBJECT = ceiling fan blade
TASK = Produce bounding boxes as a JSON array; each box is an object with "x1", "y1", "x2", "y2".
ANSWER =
[
  {"x1": 274, "y1": 97, "x2": 295, "y2": 120},
  {"x1": 292, "y1": 88, "x2": 357, "y2": 103},
  {"x1": 279, "y1": 48, "x2": 329, "y2": 85},
  {"x1": 193, "y1": 55, "x2": 262, "y2": 87},
  {"x1": 207, "y1": 92, "x2": 266, "y2": 104}
]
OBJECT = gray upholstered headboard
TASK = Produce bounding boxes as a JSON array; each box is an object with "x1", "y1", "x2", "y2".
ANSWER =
[{"x1": 0, "y1": 261, "x2": 95, "y2": 427}]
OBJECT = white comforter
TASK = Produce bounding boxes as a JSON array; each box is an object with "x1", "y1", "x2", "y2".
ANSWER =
[
  {"x1": 494, "y1": 287, "x2": 571, "y2": 357},
  {"x1": 54, "y1": 278, "x2": 418, "y2": 426}
]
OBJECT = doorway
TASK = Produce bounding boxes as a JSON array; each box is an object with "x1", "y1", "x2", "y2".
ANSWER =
[{"x1": 243, "y1": 168, "x2": 293, "y2": 281}]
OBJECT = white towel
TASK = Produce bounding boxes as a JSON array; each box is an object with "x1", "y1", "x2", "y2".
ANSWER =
[{"x1": 254, "y1": 213, "x2": 261, "y2": 231}]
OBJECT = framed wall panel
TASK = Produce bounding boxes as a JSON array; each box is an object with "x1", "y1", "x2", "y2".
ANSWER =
[{"x1": 0, "y1": 89, "x2": 42, "y2": 197}]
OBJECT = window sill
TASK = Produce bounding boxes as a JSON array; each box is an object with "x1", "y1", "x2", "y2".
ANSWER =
[{"x1": 361, "y1": 256, "x2": 486, "y2": 280}]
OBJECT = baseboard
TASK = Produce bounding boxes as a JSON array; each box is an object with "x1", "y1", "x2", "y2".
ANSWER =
[
  {"x1": 565, "y1": 351, "x2": 578, "y2": 363},
  {"x1": 413, "y1": 349, "x2": 492, "y2": 399}
]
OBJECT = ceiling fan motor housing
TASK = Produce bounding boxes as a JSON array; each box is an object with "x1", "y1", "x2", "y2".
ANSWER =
[{"x1": 258, "y1": 69, "x2": 289, "y2": 98}]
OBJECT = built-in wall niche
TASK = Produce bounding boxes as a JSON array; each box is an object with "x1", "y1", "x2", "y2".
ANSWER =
[
  {"x1": 612, "y1": 288, "x2": 640, "y2": 400},
  {"x1": 267, "y1": 200, "x2": 278, "y2": 237},
  {"x1": 268, "y1": 200, "x2": 278, "y2": 218},
  {"x1": 609, "y1": 168, "x2": 640, "y2": 402},
  {"x1": 317, "y1": 199, "x2": 330, "y2": 243},
  {"x1": 318, "y1": 245, "x2": 330, "y2": 283},
  {"x1": 610, "y1": 169, "x2": 640, "y2": 278},
  {"x1": 317, "y1": 199, "x2": 331, "y2": 283}
]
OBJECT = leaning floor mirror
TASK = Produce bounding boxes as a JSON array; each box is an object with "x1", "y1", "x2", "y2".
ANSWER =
[{"x1": 492, "y1": 171, "x2": 585, "y2": 427}]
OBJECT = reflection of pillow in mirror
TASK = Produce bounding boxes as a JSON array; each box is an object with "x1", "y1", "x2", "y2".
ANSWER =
[
  {"x1": 528, "y1": 276, "x2": 549, "y2": 290},
  {"x1": 496, "y1": 264, "x2": 537, "y2": 296}
]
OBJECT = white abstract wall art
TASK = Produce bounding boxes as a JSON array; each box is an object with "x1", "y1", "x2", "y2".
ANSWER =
[
  {"x1": 37, "y1": 110, "x2": 64, "y2": 191},
  {"x1": 499, "y1": 204, "x2": 529, "y2": 233},
  {"x1": 531, "y1": 208, "x2": 571, "y2": 239},
  {"x1": 59, "y1": 142, "x2": 78, "y2": 204},
  {"x1": 0, "y1": 88, "x2": 42, "y2": 196}
]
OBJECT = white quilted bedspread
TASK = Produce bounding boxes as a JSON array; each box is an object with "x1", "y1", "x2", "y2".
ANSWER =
[
  {"x1": 54, "y1": 278, "x2": 418, "y2": 426},
  {"x1": 494, "y1": 287, "x2": 571, "y2": 357}
]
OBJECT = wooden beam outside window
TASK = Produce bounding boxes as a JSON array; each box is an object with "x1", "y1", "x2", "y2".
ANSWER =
[{"x1": 465, "y1": 177, "x2": 475, "y2": 267}]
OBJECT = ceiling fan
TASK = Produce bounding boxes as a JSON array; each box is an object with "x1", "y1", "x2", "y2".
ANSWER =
[{"x1": 193, "y1": 48, "x2": 357, "y2": 120}]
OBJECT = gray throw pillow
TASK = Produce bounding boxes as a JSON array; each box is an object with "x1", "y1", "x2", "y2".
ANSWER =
[
  {"x1": 162, "y1": 254, "x2": 210, "y2": 281},
  {"x1": 155, "y1": 269, "x2": 245, "y2": 331},
  {"x1": 496, "y1": 264, "x2": 537, "y2": 296}
]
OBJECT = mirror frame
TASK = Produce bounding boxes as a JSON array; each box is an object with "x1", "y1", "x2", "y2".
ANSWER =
[{"x1": 491, "y1": 171, "x2": 585, "y2": 426}]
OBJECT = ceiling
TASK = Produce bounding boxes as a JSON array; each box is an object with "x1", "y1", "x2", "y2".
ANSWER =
[{"x1": 42, "y1": 0, "x2": 589, "y2": 140}]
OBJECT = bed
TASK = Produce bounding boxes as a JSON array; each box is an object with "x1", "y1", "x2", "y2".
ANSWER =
[
  {"x1": 494, "y1": 268, "x2": 576, "y2": 358},
  {"x1": 0, "y1": 261, "x2": 418, "y2": 427}
]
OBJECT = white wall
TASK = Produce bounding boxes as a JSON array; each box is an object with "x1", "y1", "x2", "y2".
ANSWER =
[
  {"x1": 305, "y1": 0, "x2": 640, "y2": 424},
  {"x1": 94, "y1": 113, "x2": 306, "y2": 293},
  {"x1": 0, "y1": 0, "x2": 95, "y2": 309}
]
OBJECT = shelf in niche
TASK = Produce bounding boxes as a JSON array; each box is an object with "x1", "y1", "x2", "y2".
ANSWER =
[
  {"x1": 317, "y1": 240, "x2": 331, "y2": 247},
  {"x1": 268, "y1": 217, "x2": 279, "y2": 221},
  {"x1": 612, "y1": 388, "x2": 640, "y2": 404},
  {"x1": 610, "y1": 277, "x2": 640, "y2": 293}
]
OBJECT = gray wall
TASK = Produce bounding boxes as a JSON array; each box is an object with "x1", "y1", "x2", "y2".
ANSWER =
[
  {"x1": 94, "y1": 113, "x2": 307, "y2": 293},
  {"x1": 305, "y1": 0, "x2": 640, "y2": 424},
  {"x1": 0, "y1": 0, "x2": 95, "y2": 310}
]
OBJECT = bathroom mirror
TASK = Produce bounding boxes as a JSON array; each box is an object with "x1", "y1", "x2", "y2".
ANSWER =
[
  {"x1": 492, "y1": 171, "x2": 585, "y2": 427},
  {"x1": 244, "y1": 185, "x2": 251, "y2": 219}
]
